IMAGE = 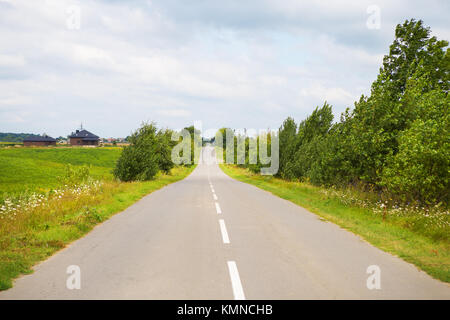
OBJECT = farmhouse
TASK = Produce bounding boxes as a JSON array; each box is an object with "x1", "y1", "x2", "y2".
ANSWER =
[
  {"x1": 23, "y1": 135, "x2": 57, "y2": 147},
  {"x1": 69, "y1": 129, "x2": 100, "y2": 146}
]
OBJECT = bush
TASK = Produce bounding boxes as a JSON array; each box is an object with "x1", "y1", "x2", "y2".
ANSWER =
[
  {"x1": 382, "y1": 118, "x2": 449, "y2": 204},
  {"x1": 380, "y1": 76, "x2": 449, "y2": 204},
  {"x1": 59, "y1": 164, "x2": 91, "y2": 186},
  {"x1": 113, "y1": 123, "x2": 174, "y2": 182}
]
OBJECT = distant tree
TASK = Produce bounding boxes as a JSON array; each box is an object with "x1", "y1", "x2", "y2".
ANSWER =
[
  {"x1": 0, "y1": 132, "x2": 35, "y2": 142},
  {"x1": 183, "y1": 125, "x2": 201, "y2": 164}
]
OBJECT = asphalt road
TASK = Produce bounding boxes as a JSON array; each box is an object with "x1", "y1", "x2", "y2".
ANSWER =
[{"x1": 1, "y1": 146, "x2": 449, "y2": 299}]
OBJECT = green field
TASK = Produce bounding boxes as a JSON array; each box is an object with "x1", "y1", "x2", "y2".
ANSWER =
[
  {"x1": 0, "y1": 147, "x2": 195, "y2": 290},
  {"x1": 0, "y1": 147, "x2": 122, "y2": 195}
]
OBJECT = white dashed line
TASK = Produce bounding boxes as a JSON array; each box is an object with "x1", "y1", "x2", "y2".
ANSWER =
[
  {"x1": 209, "y1": 174, "x2": 243, "y2": 300},
  {"x1": 227, "y1": 261, "x2": 246, "y2": 300},
  {"x1": 219, "y1": 219, "x2": 230, "y2": 244},
  {"x1": 215, "y1": 202, "x2": 222, "y2": 214}
]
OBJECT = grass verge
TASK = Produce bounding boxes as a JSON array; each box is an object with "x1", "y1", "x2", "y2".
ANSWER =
[
  {"x1": 220, "y1": 164, "x2": 449, "y2": 283},
  {"x1": 0, "y1": 165, "x2": 195, "y2": 290}
]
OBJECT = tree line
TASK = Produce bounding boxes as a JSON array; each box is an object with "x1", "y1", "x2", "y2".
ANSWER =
[
  {"x1": 0, "y1": 133, "x2": 35, "y2": 142},
  {"x1": 220, "y1": 19, "x2": 449, "y2": 205}
]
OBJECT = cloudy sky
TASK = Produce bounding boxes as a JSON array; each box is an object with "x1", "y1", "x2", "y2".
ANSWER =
[{"x1": 0, "y1": 0, "x2": 449, "y2": 138}]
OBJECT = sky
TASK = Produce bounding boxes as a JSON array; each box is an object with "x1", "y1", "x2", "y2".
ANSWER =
[{"x1": 0, "y1": 0, "x2": 449, "y2": 138}]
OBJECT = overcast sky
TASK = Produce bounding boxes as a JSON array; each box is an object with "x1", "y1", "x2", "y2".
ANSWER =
[{"x1": 0, "y1": 0, "x2": 449, "y2": 138}]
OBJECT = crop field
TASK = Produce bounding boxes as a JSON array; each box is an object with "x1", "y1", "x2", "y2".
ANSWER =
[{"x1": 0, "y1": 147, "x2": 122, "y2": 196}]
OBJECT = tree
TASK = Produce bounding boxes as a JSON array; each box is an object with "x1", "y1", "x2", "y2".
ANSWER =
[
  {"x1": 290, "y1": 102, "x2": 334, "y2": 180},
  {"x1": 381, "y1": 19, "x2": 449, "y2": 96},
  {"x1": 381, "y1": 77, "x2": 449, "y2": 203},
  {"x1": 183, "y1": 125, "x2": 201, "y2": 164},
  {"x1": 113, "y1": 122, "x2": 174, "y2": 181},
  {"x1": 278, "y1": 117, "x2": 297, "y2": 179},
  {"x1": 340, "y1": 19, "x2": 449, "y2": 186}
]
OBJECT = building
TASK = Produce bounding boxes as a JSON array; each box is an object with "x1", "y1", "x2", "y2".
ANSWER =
[
  {"x1": 68, "y1": 129, "x2": 100, "y2": 146},
  {"x1": 23, "y1": 135, "x2": 57, "y2": 147}
]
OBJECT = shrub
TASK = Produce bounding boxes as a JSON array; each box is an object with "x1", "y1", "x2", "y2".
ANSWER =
[
  {"x1": 113, "y1": 122, "x2": 174, "y2": 181},
  {"x1": 382, "y1": 118, "x2": 449, "y2": 204},
  {"x1": 59, "y1": 164, "x2": 91, "y2": 186}
]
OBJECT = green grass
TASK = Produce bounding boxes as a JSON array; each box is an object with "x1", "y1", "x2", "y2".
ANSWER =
[
  {"x1": 0, "y1": 165, "x2": 195, "y2": 290},
  {"x1": 220, "y1": 164, "x2": 450, "y2": 283},
  {"x1": 0, "y1": 147, "x2": 122, "y2": 195}
]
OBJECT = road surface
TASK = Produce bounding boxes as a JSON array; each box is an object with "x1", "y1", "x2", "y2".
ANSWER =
[{"x1": 1, "y1": 147, "x2": 449, "y2": 299}]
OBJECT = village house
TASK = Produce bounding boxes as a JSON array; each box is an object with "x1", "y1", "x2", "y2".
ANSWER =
[
  {"x1": 68, "y1": 128, "x2": 100, "y2": 146},
  {"x1": 23, "y1": 135, "x2": 57, "y2": 147}
]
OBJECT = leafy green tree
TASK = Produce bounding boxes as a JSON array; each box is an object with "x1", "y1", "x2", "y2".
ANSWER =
[
  {"x1": 278, "y1": 117, "x2": 297, "y2": 179},
  {"x1": 290, "y1": 103, "x2": 334, "y2": 180},
  {"x1": 214, "y1": 19, "x2": 449, "y2": 205},
  {"x1": 381, "y1": 19, "x2": 449, "y2": 95},
  {"x1": 215, "y1": 128, "x2": 234, "y2": 163},
  {"x1": 183, "y1": 125, "x2": 201, "y2": 164},
  {"x1": 113, "y1": 122, "x2": 174, "y2": 181},
  {"x1": 381, "y1": 77, "x2": 449, "y2": 203},
  {"x1": 340, "y1": 19, "x2": 449, "y2": 186},
  {"x1": 382, "y1": 117, "x2": 449, "y2": 204},
  {"x1": 156, "y1": 128, "x2": 177, "y2": 173}
]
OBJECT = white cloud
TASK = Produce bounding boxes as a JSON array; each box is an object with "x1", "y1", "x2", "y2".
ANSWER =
[
  {"x1": 0, "y1": 0, "x2": 448, "y2": 137},
  {"x1": 156, "y1": 109, "x2": 191, "y2": 118},
  {"x1": 0, "y1": 95, "x2": 31, "y2": 106},
  {"x1": 299, "y1": 85, "x2": 357, "y2": 106},
  {"x1": 0, "y1": 54, "x2": 26, "y2": 67}
]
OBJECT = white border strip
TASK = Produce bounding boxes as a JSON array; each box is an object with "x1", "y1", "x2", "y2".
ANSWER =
[
  {"x1": 219, "y1": 219, "x2": 230, "y2": 244},
  {"x1": 215, "y1": 202, "x2": 222, "y2": 214},
  {"x1": 227, "y1": 261, "x2": 245, "y2": 300}
]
